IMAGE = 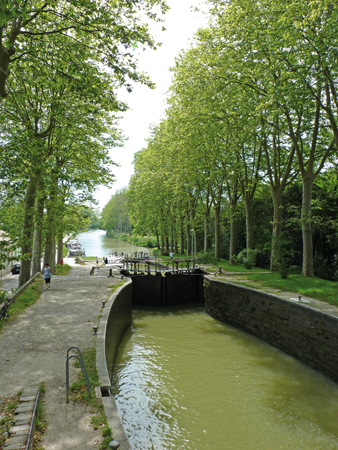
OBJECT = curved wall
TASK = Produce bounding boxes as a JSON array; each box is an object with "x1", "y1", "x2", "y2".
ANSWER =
[
  {"x1": 204, "y1": 277, "x2": 338, "y2": 383},
  {"x1": 96, "y1": 280, "x2": 133, "y2": 450}
]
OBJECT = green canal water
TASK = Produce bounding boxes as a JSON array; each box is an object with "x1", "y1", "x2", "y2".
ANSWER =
[{"x1": 112, "y1": 306, "x2": 338, "y2": 450}]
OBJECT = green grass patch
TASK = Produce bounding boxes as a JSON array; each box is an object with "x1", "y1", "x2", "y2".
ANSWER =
[
  {"x1": 33, "y1": 383, "x2": 47, "y2": 449},
  {"x1": 54, "y1": 263, "x2": 72, "y2": 275},
  {"x1": 108, "y1": 281, "x2": 126, "y2": 294},
  {"x1": 216, "y1": 259, "x2": 269, "y2": 273},
  {"x1": 82, "y1": 256, "x2": 97, "y2": 261},
  {"x1": 0, "y1": 277, "x2": 43, "y2": 333},
  {"x1": 0, "y1": 391, "x2": 22, "y2": 448},
  {"x1": 69, "y1": 347, "x2": 113, "y2": 449},
  {"x1": 244, "y1": 272, "x2": 338, "y2": 305}
]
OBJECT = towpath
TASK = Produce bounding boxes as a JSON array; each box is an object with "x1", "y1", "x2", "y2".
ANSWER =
[{"x1": 0, "y1": 259, "x2": 121, "y2": 449}]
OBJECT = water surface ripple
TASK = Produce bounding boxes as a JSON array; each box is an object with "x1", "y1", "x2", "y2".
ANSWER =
[{"x1": 112, "y1": 307, "x2": 338, "y2": 449}]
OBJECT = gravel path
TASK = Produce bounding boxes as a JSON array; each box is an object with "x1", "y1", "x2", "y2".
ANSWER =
[{"x1": 0, "y1": 260, "x2": 121, "y2": 449}]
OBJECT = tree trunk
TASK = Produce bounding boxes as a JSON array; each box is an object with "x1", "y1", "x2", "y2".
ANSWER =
[
  {"x1": 193, "y1": 229, "x2": 198, "y2": 255},
  {"x1": 270, "y1": 187, "x2": 283, "y2": 271},
  {"x1": 44, "y1": 183, "x2": 57, "y2": 271},
  {"x1": 19, "y1": 176, "x2": 38, "y2": 286},
  {"x1": 179, "y1": 219, "x2": 184, "y2": 255},
  {"x1": 302, "y1": 175, "x2": 314, "y2": 277},
  {"x1": 165, "y1": 236, "x2": 169, "y2": 252},
  {"x1": 214, "y1": 204, "x2": 220, "y2": 261},
  {"x1": 156, "y1": 232, "x2": 160, "y2": 249},
  {"x1": 57, "y1": 237, "x2": 63, "y2": 265},
  {"x1": 161, "y1": 235, "x2": 164, "y2": 253},
  {"x1": 170, "y1": 223, "x2": 174, "y2": 253},
  {"x1": 51, "y1": 237, "x2": 56, "y2": 273},
  {"x1": 204, "y1": 211, "x2": 209, "y2": 253},
  {"x1": 186, "y1": 224, "x2": 191, "y2": 256},
  {"x1": 244, "y1": 195, "x2": 253, "y2": 250},
  {"x1": 229, "y1": 200, "x2": 237, "y2": 265},
  {"x1": 32, "y1": 195, "x2": 45, "y2": 274}
]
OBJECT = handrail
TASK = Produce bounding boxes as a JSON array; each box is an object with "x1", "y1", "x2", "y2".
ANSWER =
[{"x1": 66, "y1": 346, "x2": 91, "y2": 402}]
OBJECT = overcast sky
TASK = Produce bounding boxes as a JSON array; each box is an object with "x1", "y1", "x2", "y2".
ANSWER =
[{"x1": 94, "y1": 0, "x2": 208, "y2": 211}]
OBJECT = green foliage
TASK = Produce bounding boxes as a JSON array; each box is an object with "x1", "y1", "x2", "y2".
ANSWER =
[
  {"x1": 235, "y1": 249, "x2": 259, "y2": 270},
  {"x1": 245, "y1": 273, "x2": 338, "y2": 306},
  {"x1": 100, "y1": 189, "x2": 130, "y2": 234},
  {"x1": 54, "y1": 264, "x2": 72, "y2": 275},
  {"x1": 197, "y1": 250, "x2": 218, "y2": 265},
  {"x1": 0, "y1": 277, "x2": 43, "y2": 333},
  {"x1": 0, "y1": 290, "x2": 7, "y2": 303},
  {"x1": 0, "y1": 391, "x2": 21, "y2": 448}
]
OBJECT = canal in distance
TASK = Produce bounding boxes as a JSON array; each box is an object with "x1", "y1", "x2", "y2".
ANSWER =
[{"x1": 76, "y1": 229, "x2": 151, "y2": 257}]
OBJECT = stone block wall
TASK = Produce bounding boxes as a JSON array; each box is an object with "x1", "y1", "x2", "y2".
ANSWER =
[{"x1": 204, "y1": 277, "x2": 338, "y2": 383}]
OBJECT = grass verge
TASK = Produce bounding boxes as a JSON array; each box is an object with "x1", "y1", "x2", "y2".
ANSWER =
[
  {"x1": 0, "y1": 391, "x2": 21, "y2": 448},
  {"x1": 243, "y1": 272, "x2": 338, "y2": 306},
  {"x1": 54, "y1": 263, "x2": 72, "y2": 275},
  {"x1": 0, "y1": 277, "x2": 43, "y2": 333},
  {"x1": 204, "y1": 260, "x2": 338, "y2": 306},
  {"x1": 33, "y1": 383, "x2": 47, "y2": 450},
  {"x1": 69, "y1": 347, "x2": 113, "y2": 450}
]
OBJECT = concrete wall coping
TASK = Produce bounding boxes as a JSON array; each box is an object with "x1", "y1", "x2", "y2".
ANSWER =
[{"x1": 96, "y1": 279, "x2": 132, "y2": 450}]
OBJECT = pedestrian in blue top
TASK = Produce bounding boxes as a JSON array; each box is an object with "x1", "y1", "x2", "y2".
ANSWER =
[{"x1": 44, "y1": 263, "x2": 52, "y2": 290}]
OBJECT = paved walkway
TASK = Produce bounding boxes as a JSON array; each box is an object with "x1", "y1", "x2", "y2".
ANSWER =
[{"x1": 0, "y1": 259, "x2": 121, "y2": 450}]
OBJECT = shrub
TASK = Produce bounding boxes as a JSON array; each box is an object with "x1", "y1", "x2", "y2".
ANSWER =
[
  {"x1": 197, "y1": 250, "x2": 218, "y2": 265},
  {"x1": 278, "y1": 264, "x2": 290, "y2": 279},
  {"x1": 146, "y1": 239, "x2": 154, "y2": 248},
  {"x1": 235, "y1": 249, "x2": 259, "y2": 269}
]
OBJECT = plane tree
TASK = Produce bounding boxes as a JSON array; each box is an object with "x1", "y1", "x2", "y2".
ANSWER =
[
  {"x1": 0, "y1": 0, "x2": 168, "y2": 100},
  {"x1": 0, "y1": 38, "x2": 122, "y2": 284}
]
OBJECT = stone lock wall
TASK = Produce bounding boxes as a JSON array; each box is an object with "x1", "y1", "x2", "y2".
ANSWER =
[{"x1": 204, "y1": 277, "x2": 338, "y2": 383}]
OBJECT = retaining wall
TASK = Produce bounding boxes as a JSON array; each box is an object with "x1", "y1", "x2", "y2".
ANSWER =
[
  {"x1": 96, "y1": 280, "x2": 133, "y2": 450},
  {"x1": 204, "y1": 277, "x2": 338, "y2": 383}
]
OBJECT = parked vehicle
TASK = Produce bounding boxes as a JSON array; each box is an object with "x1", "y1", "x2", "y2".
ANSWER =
[{"x1": 11, "y1": 264, "x2": 20, "y2": 275}]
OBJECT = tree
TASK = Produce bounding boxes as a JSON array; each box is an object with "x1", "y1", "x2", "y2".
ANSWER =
[{"x1": 0, "y1": 0, "x2": 168, "y2": 99}]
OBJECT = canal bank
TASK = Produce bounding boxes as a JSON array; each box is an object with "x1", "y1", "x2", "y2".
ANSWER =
[{"x1": 0, "y1": 258, "x2": 124, "y2": 450}]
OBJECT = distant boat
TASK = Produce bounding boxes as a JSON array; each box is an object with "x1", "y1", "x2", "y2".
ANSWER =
[{"x1": 69, "y1": 241, "x2": 83, "y2": 256}]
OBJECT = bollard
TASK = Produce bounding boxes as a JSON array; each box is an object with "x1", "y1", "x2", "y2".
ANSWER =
[
  {"x1": 102, "y1": 301, "x2": 105, "y2": 308},
  {"x1": 109, "y1": 440, "x2": 120, "y2": 449},
  {"x1": 298, "y1": 295, "x2": 302, "y2": 301},
  {"x1": 93, "y1": 326, "x2": 98, "y2": 335}
]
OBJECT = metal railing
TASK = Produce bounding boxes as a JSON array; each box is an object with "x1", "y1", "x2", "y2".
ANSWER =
[{"x1": 66, "y1": 346, "x2": 91, "y2": 402}]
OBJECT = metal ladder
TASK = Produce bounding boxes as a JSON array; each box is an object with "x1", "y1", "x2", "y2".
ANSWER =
[{"x1": 66, "y1": 346, "x2": 91, "y2": 402}]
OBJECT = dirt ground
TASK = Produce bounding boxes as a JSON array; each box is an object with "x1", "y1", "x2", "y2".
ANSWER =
[{"x1": 0, "y1": 259, "x2": 121, "y2": 449}]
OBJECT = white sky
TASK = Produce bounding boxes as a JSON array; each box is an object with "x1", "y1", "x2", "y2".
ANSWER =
[{"x1": 94, "y1": 0, "x2": 208, "y2": 211}]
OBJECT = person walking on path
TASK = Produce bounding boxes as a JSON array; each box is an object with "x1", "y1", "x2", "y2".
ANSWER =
[
  {"x1": 44, "y1": 263, "x2": 52, "y2": 289},
  {"x1": 96, "y1": 256, "x2": 99, "y2": 266}
]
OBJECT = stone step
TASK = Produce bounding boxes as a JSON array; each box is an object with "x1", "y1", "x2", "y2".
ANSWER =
[{"x1": 4, "y1": 386, "x2": 40, "y2": 450}]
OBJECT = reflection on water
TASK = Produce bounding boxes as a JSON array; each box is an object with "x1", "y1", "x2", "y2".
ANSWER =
[
  {"x1": 76, "y1": 229, "x2": 151, "y2": 257},
  {"x1": 112, "y1": 306, "x2": 338, "y2": 450}
]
